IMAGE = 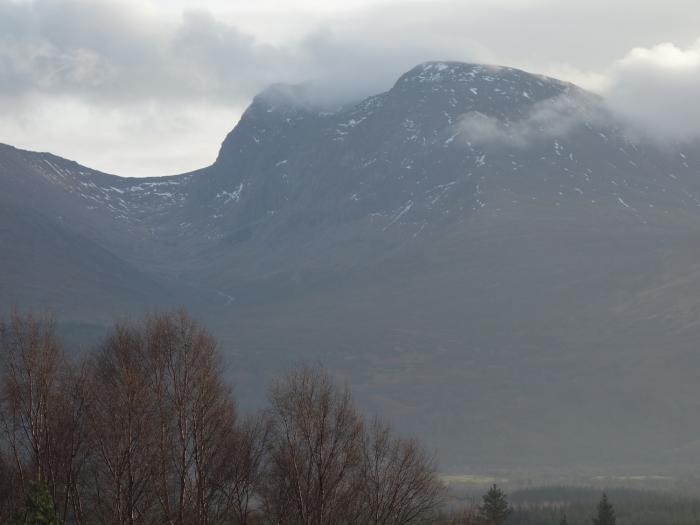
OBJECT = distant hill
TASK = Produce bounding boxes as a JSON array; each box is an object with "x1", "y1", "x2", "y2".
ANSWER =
[{"x1": 3, "y1": 62, "x2": 700, "y2": 469}]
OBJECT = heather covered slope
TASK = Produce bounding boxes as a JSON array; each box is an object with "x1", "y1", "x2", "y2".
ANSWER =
[{"x1": 3, "y1": 62, "x2": 700, "y2": 467}]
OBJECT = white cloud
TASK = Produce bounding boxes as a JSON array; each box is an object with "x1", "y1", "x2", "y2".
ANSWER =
[
  {"x1": 0, "y1": 93, "x2": 242, "y2": 176},
  {"x1": 604, "y1": 39, "x2": 700, "y2": 144},
  {"x1": 456, "y1": 94, "x2": 605, "y2": 148}
]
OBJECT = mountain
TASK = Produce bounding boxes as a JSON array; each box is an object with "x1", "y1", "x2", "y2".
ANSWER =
[{"x1": 4, "y1": 62, "x2": 700, "y2": 469}]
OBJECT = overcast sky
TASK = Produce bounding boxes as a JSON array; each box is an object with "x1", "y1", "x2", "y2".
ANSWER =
[{"x1": 2, "y1": 0, "x2": 700, "y2": 176}]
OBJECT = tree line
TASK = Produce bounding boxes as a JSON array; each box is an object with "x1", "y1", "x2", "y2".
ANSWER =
[
  {"x1": 445, "y1": 485, "x2": 616, "y2": 525},
  {"x1": 0, "y1": 310, "x2": 443, "y2": 524}
]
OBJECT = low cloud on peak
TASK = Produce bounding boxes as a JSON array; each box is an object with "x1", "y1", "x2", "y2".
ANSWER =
[
  {"x1": 456, "y1": 93, "x2": 607, "y2": 149},
  {"x1": 1, "y1": 0, "x2": 700, "y2": 175},
  {"x1": 603, "y1": 39, "x2": 700, "y2": 144}
]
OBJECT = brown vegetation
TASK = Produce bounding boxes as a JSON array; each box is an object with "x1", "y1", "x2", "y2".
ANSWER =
[{"x1": 0, "y1": 310, "x2": 443, "y2": 524}]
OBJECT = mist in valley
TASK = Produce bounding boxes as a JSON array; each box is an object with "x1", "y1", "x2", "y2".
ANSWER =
[{"x1": 3, "y1": 1, "x2": 700, "y2": 523}]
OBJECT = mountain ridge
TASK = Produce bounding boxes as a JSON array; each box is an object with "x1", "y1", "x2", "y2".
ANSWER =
[{"x1": 4, "y1": 62, "x2": 700, "y2": 468}]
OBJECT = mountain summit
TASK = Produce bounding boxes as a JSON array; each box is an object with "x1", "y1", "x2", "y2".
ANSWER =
[{"x1": 2, "y1": 62, "x2": 700, "y2": 468}]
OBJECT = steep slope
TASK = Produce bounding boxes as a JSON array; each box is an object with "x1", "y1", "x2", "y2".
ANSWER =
[
  {"x1": 4, "y1": 62, "x2": 700, "y2": 469},
  {"x1": 193, "y1": 63, "x2": 700, "y2": 297},
  {"x1": 0, "y1": 144, "x2": 213, "y2": 320}
]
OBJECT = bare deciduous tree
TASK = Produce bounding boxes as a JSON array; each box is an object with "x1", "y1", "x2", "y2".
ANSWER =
[
  {"x1": 0, "y1": 311, "x2": 89, "y2": 523},
  {"x1": 357, "y1": 418, "x2": 444, "y2": 525},
  {"x1": 1, "y1": 311, "x2": 445, "y2": 525},
  {"x1": 50, "y1": 357, "x2": 91, "y2": 524},
  {"x1": 145, "y1": 311, "x2": 237, "y2": 525},
  {"x1": 86, "y1": 323, "x2": 157, "y2": 524},
  {"x1": 0, "y1": 312, "x2": 62, "y2": 483},
  {"x1": 264, "y1": 366, "x2": 364, "y2": 525},
  {"x1": 218, "y1": 412, "x2": 272, "y2": 525}
]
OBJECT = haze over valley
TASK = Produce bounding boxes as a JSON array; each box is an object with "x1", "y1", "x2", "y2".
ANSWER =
[
  {"x1": 5, "y1": 60, "x2": 700, "y2": 471},
  {"x1": 3, "y1": 2, "x2": 700, "y2": 523}
]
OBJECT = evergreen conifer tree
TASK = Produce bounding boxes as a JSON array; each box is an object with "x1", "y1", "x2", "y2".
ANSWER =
[
  {"x1": 477, "y1": 484, "x2": 512, "y2": 525},
  {"x1": 593, "y1": 492, "x2": 615, "y2": 525},
  {"x1": 13, "y1": 480, "x2": 59, "y2": 525},
  {"x1": 560, "y1": 513, "x2": 569, "y2": 525}
]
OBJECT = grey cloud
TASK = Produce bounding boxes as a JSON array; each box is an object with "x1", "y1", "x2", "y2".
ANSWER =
[
  {"x1": 2, "y1": 0, "x2": 700, "y2": 176},
  {"x1": 294, "y1": 22, "x2": 490, "y2": 105},
  {"x1": 169, "y1": 10, "x2": 296, "y2": 100},
  {"x1": 4, "y1": 0, "x2": 700, "y2": 108},
  {"x1": 0, "y1": 1, "x2": 296, "y2": 105},
  {"x1": 1, "y1": 1, "x2": 153, "y2": 95}
]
